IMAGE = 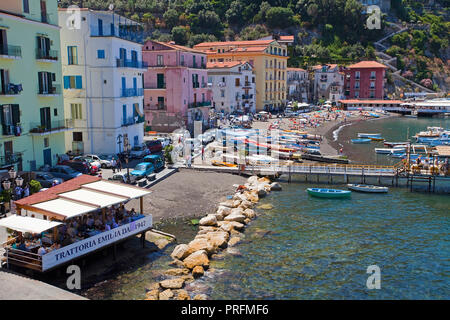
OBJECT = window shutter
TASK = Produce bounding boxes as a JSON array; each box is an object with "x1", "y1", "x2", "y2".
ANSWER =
[
  {"x1": 38, "y1": 72, "x2": 43, "y2": 92},
  {"x1": 12, "y1": 104, "x2": 20, "y2": 124},
  {"x1": 0, "y1": 105, "x2": 5, "y2": 126},
  {"x1": 75, "y1": 76, "x2": 82, "y2": 89},
  {"x1": 63, "y1": 76, "x2": 70, "y2": 89}
]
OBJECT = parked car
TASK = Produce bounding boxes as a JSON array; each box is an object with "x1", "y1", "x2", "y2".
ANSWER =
[
  {"x1": 130, "y1": 162, "x2": 155, "y2": 179},
  {"x1": 48, "y1": 165, "x2": 83, "y2": 181},
  {"x1": 129, "y1": 145, "x2": 150, "y2": 159},
  {"x1": 143, "y1": 154, "x2": 165, "y2": 172},
  {"x1": 145, "y1": 139, "x2": 163, "y2": 153},
  {"x1": 34, "y1": 172, "x2": 63, "y2": 188},
  {"x1": 73, "y1": 156, "x2": 101, "y2": 170},
  {"x1": 62, "y1": 160, "x2": 97, "y2": 175},
  {"x1": 108, "y1": 172, "x2": 137, "y2": 184},
  {"x1": 83, "y1": 154, "x2": 112, "y2": 168}
]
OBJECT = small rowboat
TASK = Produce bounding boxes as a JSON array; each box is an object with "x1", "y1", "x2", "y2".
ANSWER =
[
  {"x1": 369, "y1": 137, "x2": 385, "y2": 142},
  {"x1": 351, "y1": 138, "x2": 371, "y2": 144},
  {"x1": 347, "y1": 184, "x2": 388, "y2": 193},
  {"x1": 384, "y1": 141, "x2": 409, "y2": 147},
  {"x1": 306, "y1": 188, "x2": 351, "y2": 199},
  {"x1": 358, "y1": 133, "x2": 381, "y2": 138},
  {"x1": 375, "y1": 147, "x2": 406, "y2": 154},
  {"x1": 211, "y1": 160, "x2": 238, "y2": 167}
]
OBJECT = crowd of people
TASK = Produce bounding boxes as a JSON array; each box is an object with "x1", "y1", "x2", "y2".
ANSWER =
[{"x1": 8, "y1": 205, "x2": 142, "y2": 256}]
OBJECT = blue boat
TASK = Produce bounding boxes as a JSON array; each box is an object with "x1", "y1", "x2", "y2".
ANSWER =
[
  {"x1": 351, "y1": 138, "x2": 371, "y2": 144},
  {"x1": 307, "y1": 188, "x2": 351, "y2": 199}
]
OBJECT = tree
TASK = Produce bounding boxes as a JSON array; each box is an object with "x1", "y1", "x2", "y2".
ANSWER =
[
  {"x1": 172, "y1": 26, "x2": 189, "y2": 45},
  {"x1": 163, "y1": 9, "x2": 180, "y2": 30},
  {"x1": 188, "y1": 33, "x2": 217, "y2": 47},
  {"x1": 266, "y1": 7, "x2": 294, "y2": 29},
  {"x1": 238, "y1": 24, "x2": 269, "y2": 40},
  {"x1": 225, "y1": 1, "x2": 244, "y2": 26}
]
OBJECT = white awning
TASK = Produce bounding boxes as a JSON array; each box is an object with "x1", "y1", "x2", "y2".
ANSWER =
[
  {"x1": 81, "y1": 181, "x2": 151, "y2": 199},
  {"x1": 32, "y1": 198, "x2": 98, "y2": 219},
  {"x1": 59, "y1": 189, "x2": 127, "y2": 208},
  {"x1": 0, "y1": 215, "x2": 62, "y2": 234}
]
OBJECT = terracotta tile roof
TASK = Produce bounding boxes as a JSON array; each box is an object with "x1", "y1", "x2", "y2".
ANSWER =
[
  {"x1": 347, "y1": 61, "x2": 387, "y2": 69},
  {"x1": 312, "y1": 64, "x2": 338, "y2": 70},
  {"x1": 144, "y1": 40, "x2": 206, "y2": 54},
  {"x1": 207, "y1": 61, "x2": 244, "y2": 69},
  {"x1": 15, "y1": 175, "x2": 101, "y2": 206},
  {"x1": 287, "y1": 67, "x2": 307, "y2": 72},
  {"x1": 279, "y1": 35, "x2": 294, "y2": 41},
  {"x1": 339, "y1": 99, "x2": 403, "y2": 104},
  {"x1": 194, "y1": 39, "x2": 274, "y2": 48}
]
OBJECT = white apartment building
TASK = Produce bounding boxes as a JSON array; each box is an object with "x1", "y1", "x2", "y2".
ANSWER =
[
  {"x1": 58, "y1": 8, "x2": 145, "y2": 155},
  {"x1": 286, "y1": 68, "x2": 309, "y2": 102},
  {"x1": 312, "y1": 64, "x2": 345, "y2": 103},
  {"x1": 207, "y1": 61, "x2": 256, "y2": 115}
]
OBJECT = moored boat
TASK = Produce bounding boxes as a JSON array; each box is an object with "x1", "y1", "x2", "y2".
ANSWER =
[
  {"x1": 306, "y1": 188, "x2": 351, "y2": 199},
  {"x1": 347, "y1": 184, "x2": 388, "y2": 193},
  {"x1": 369, "y1": 137, "x2": 385, "y2": 142},
  {"x1": 351, "y1": 138, "x2": 371, "y2": 144},
  {"x1": 358, "y1": 133, "x2": 382, "y2": 138},
  {"x1": 384, "y1": 141, "x2": 409, "y2": 147}
]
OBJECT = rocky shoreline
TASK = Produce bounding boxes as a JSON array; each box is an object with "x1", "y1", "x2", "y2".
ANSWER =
[{"x1": 144, "y1": 175, "x2": 281, "y2": 300}]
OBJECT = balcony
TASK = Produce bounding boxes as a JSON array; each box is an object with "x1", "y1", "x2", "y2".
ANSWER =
[
  {"x1": 116, "y1": 58, "x2": 148, "y2": 69},
  {"x1": 193, "y1": 82, "x2": 200, "y2": 89},
  {"x1": 0, "y1": 83, "x2": 23, "y2": 96},
  {"x1": 188, "y1": 101, "x2": 212, "y2": 108},
  {"x1": 0, "y1": 45, "x2": 22, "y2": 59},
  {"x1": 121, "y1": 115, "x2": 145, "y2": 127},
  {"x1": 29, "y1": 119, "x2": 73, "y2": 135},
  {"x1": 144, "y1": 83, "x2": 166, "y2": 89},
  {"x1": 201, "y1": 82, "x2": 207, "y2": 88},
  {"x1": 121, "y1": 88, "x2": 144, "y2": 97},
  {"x1": 145, "y1": 104, "x2": 166, "y2": 111},
  {"x1": 38, "y1": 84, "x2": 61, "y2": 96},
  {"x1": 90, "y1": 25, "x2": 144, "y2": 44},
  {"x1": 242, "y1": 94, "x2": 253, "y2": 100},
  {"x1": 36, "y1": 49, "x2": 59, "y2": 62},
  {"x1": 2, "y1": 124, "x2": 22, "y2": 136},
  {"x1": 0, "y1": 152, "x2": 23, "y2": 168}
]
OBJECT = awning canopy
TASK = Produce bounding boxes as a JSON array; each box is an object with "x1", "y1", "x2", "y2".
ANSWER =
[
  {"x1": 0, "y1": 215, "x2": 62, "y2": 234},
  {"x1": 32, "y1": 198, "x2": 98, "y2": 220}
]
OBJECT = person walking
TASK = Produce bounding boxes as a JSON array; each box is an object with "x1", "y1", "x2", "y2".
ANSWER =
[
  {"x1": 111, "y1": 157, "x2": 117, "y2": 174},
  {"x1": 117, "y1": 157, "x2": 122, "y2": 172}
]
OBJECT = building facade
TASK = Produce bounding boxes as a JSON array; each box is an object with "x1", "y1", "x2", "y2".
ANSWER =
[
  {"x1": 1, "y1": 0, "x2": 68, "y2": 171},
  {"x1": 359, "y1": 0, "x2": 390, "y2": 12},
  {"x1": 59, "y1": 9, "x2": 145, "y2": 155},
  {"x1": 194, "y1": 40, "x2": 288, "y2": 112},
  {"x1": 286, "y1": 68, "x2": 309, "y2": 102},
  {"x1": 343, "y1": 61, "x2": 387, "y2": 100},
  {"x1": 312, "y1": 64, "x2": 345, "y2": 103},
  {"x1": 142, "y1": 40, "x2": 212, "y2": 133},
  {"x1": 207, "y1": 61, "x2": 256, "y2": 115}
]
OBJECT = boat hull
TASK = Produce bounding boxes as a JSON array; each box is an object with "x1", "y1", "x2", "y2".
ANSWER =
[
  {"x1": 358, "y1": 133, "x2": 381, "y2": 138},
  {"x1": 351, "y1": 138, "x2": 371, "y2": 144},
  {"x1": 307, "y1": 188, "x2": 351, "y2": 198},
  {"x1": 347, "y1": 184, "x2": 388, "y2": 193}
]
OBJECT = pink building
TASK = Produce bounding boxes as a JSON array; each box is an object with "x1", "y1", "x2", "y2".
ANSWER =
[
  {"x1": 343, "y1": 61, "x2": 387, "y2": 100},
  {"x1": 142, "y1": 40, "x2": 212, "y2": 133}
]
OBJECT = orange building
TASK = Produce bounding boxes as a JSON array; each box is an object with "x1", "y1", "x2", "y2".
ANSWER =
[{"x1": 194, "y1": 39, "x2": 289, "y2": 112}]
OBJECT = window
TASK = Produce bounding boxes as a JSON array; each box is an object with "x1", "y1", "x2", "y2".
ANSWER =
[
  {"x1": 73, "y1": 132, "x2": 82, "y2": 142},
  {"x1": 97, "y1": 50, "x2": 105, "y2": 59},
  {"x1": 180, "y1": 55, "x2": 184, "y2": 65},
  {"x1": 371, "y1": 71, "x2": 376, "y2": 79},
  {"x1": 370, "y1": 81, "x2": 375, "y2": 89},
  {"x1": 38, "y1": 72, "x2": 55, "y2": 94},
  {"x1": 44, "y1": 137, "x2": 49, "y2": 148},
  {"x1": 71, "y1": 103, "x2": 82, "y2": 119},
  {"x1": 23, "y1": 0, "x2": 30, "y2": 13},
  {"x1": 54, "y1": 108, "x2": 57, "y2": 116},
  {"x1": 157, "y1": 55, "x2": 163, "y2": 66},
  {"x1": 63, "y1": 76, "x2": 82, "y2": 89},
  {"x1": 67, "y1": 46, "x2": 78, "y2": 65},
  {"x1": 355, "y1": 71, "x2": 360, "y2": 79},
  {"x1": 221, "y1": 90, "x2": 225, "y2": 98}
]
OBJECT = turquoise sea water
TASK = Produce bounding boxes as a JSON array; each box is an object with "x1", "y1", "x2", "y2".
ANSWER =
[{"x1": 205, "y1": 182, "x2": 449, "y2": 299}]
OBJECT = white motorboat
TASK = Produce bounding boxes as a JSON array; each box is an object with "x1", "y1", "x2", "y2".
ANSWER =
[
  {"x1": 347, "y1": 184, "x2": 389, "y2": 193},
  {"x1": 375, "y1": 147, "x2": 405, "y2": 154},
  {"x1": 358, "y1": 133, "x2": 382, "y2": 138}
]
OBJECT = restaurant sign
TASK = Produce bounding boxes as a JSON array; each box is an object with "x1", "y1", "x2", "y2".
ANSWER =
[{"x1": 42, "y1": 216, "x2": 152, "y2": 271}]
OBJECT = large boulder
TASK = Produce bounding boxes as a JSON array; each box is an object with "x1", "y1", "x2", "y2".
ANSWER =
[
  {"x1": 224, "y1": 213, "x2": 246, "y2": 223},
  {"x1": 183, "y1": 250, "x2": 210, "y2": 269},
  {"x1": 175, "y1": 289, "x2": 190, "y2": 300},
  {"x1": 171, "y1": 244, "x2": 189, "y2": 260},
  {"x1": 240, "y1": 200, "x2": 253, "y2": 209},
  {"x1": 244, "y1": 191, "x2": 259, "y2": 203},
  {"x1": 270, "y1": 182, "x2": 282, "y2": 191},
  {"x1": 247, "y1": 176, "x2": 259, "y2": 185},
  {"x1": 243, "y1": 208, "x2": 256, "y2": 219},
  {"x1": 219, "y1": 200, "x2": 235, "y2": 208},
  {"x1": 160, "y1": 277, "x2": 185, "y2": 290},
  {"x1": 205, "y1": 231, "x2": 229, "y2": 248},
  {"x1": 232, "y1": 200, "x2": 241, "y2": 208},
  {"x1": 186, "y1": 238, "x2": 216, "y2": 256},
  {"x1": 217, "y1": 206, "x2": 232, "y2": 217},
  {"x1": 228, "y1": 237, "x2": 241, "y2": 247},
  {"x1": 198, "y1": 226, "x2": 219, "y2": 234},
  {"x1": 159, "y1": 289, "x2": 174, "y2": 300},
  {"x1": 218, "y1": 221, "x2": 245, "y2": 232},
  {"x1": 258, "y1": 177, "x2": 271, "y2": 184},
  {"x1": 164, "y1": 268, "x2": 190, "y2": 276},
  {"x1": 257, "y1": 186, "x2": 267, "y2": 197},
  {"x1": 145, "y1": 289, "x2": 160, "y2": 300},
  {"x1": 192, "y1": 265, "x2": 204, "y2": 278},
  {"x1": 199, "y1": 214, "x2": 218, "y2": 227},
  {"x1": 193, "y1": 294, "x2": 208, "y2": 300}
]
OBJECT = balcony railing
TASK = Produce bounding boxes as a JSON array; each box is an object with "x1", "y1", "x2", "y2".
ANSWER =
[
  {"x1": 0, "y1": 83, "x2": 23, "y2": 95},
  {"x1": 0, "y1": 45, "x2": 22, "y2": 58},
  {"x1": 116, "y1": 58, "x2": 148, "y2": 69},
  {"x1": 144, "y1": 83, "x2": 166, "y2": 89},
  {"x1": 90, "y1": 25, "x2": 145, "y2": 43},
  {"x1": 2, "y1": 124, "x2": 22, "y2": 136},
  {"x1": 36, "y1": 49, "x2": 59, "y2": 61},
  {"x1": 38, "y1": 84, "x2": 61, "y2": 95},
  {"x1": 122, "y1": 115, "x2": 145, "y2": 126},
  {"x1": 121, "y1": 88, "x2": 144, "y2": 97},
  {"x1": 0, "y1": 152, "x2": 23, "y2": 168},
  {"x1": 29, "y1": 119, "x2": 73, "y2": 134},
  {"x1": 242, "y1": 94, "x2": 253, "y2": 100},
  {"x1": 188, "y1": 101, "x2": 212, "y2": 108},
  {"x1": 145, "y1": 104, "x2": 166, "y2": 110}
]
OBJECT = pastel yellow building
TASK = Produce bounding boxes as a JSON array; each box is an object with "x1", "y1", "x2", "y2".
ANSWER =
[{"x1": 194, "y1": 40, "x2": 288, "y2": 112}]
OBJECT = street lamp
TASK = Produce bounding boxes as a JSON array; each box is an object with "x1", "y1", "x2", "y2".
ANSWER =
[
  {"x1": 124, "y1": 137, "x2": 131, "y2": 184},
  {"x1": 2, "y1": 167, "x2": 24, "y2": 202}
]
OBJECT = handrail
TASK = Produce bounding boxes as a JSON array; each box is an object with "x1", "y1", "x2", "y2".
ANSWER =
[{"x1": 1, "y1": 236, "x2": 18, "y2": 248}]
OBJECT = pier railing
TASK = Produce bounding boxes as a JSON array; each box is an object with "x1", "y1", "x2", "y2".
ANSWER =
[{"x1": 5, "y1": 247, "x2": 43, "y2": 271}]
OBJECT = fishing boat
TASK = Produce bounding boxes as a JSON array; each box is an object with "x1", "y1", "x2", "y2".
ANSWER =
[
  {"x1": 358, "y1": 133, "x2": 382, "y2": 138},
  {"x1": 375, "y1": 147, "x2": 406, "y2": 154},
  {"x1": 347, "y1": 184, "x2": 388, "y2": 193},
  {"x1": 369, "y1": 113, "x2": 380, "y2": 118},
  {"x1": 351, "y1": 138, "x2": 371, "y2": 144},
  {"x1": 307, "y1": 188, "x2": 351, "y2": 199},
  {"x1": 391, "y1": 152, "x2": 406, "y2": 158},
  {"x1": 384, "y1": 141, "x2": 409, "y2": 147}
]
